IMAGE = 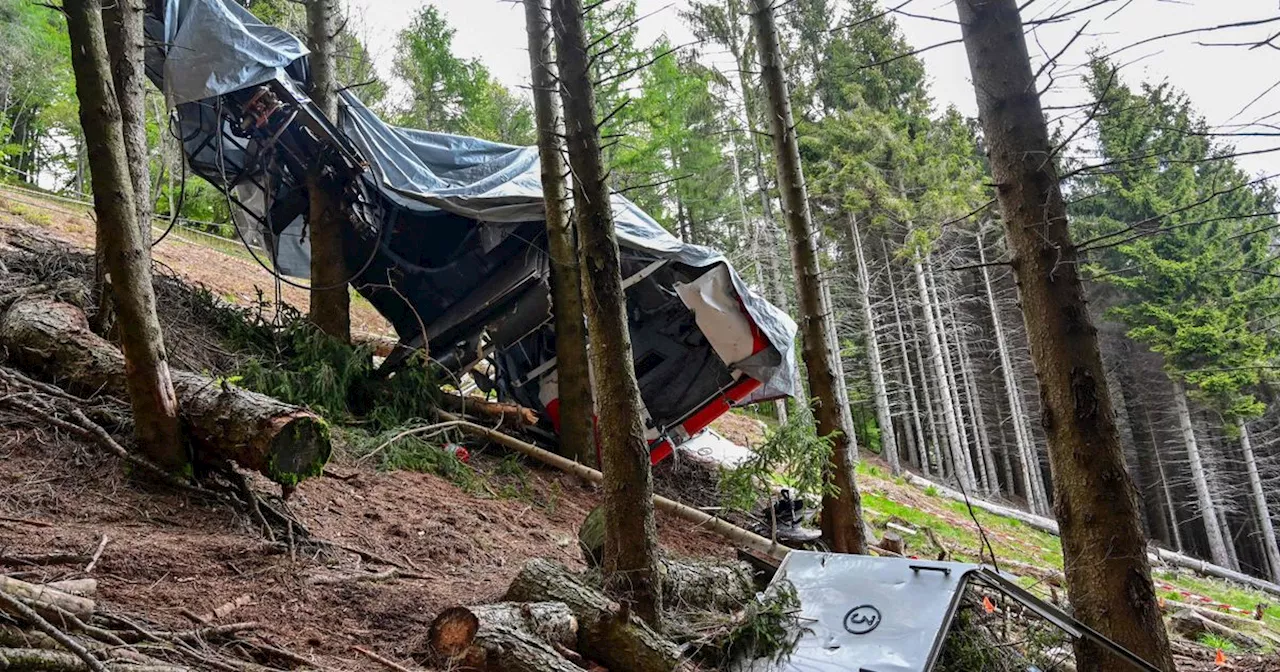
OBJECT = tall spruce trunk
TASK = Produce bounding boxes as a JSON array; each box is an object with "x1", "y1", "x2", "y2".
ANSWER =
[
  {"x1": 1240, "y1": 422, "x2": 1280, "y2": 582},
  {"x1": 305, "y1": 0, "x2": 351, "y2": 342},
  {"x1": 550, "y1": 0, "x2": 663, "y2": 624},
  {"x1": 65, "y1": 0, "x2": 186, "y2": 472},
  {"x1": 981, "y1": 197, "x2": 1044, "y2": 514},
  {"x1": 751, "y1": 0, "x2": 866, "y2": 554},
  {"x1": 1172, "y1": 382, "x2": 1230, "y2": 568},
  {"x1": 851, "y1": 216, "x2": 898, "y2": 474},
  {"x1": 914, "y1": 256, "x2": 970, "y2": 491},
  {"x1": 883, "y1": 245, "x2": 930, "y2": 474},
  {"x1": 959, "y1": 335, "x2": 1000, "y2": 496},
  {"x1": 524, "y1": 0, "x2": 596, "y2": 466},
  {"x1": 821, "y1": 276, "x2": 857, "y2": 457},
  {"x1": 954, "y1": 1, "x2": 1176, "y2": 668},
  {"x1": 933, "y1": 268, "x2": 979, "y2": 490}
]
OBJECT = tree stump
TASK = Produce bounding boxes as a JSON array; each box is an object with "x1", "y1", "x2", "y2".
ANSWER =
[{"x1": 429, "y1": 602, "x2": 580, "y2": 672}]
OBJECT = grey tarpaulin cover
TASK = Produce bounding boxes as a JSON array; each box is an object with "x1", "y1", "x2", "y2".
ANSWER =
[{"x1": 148, "y1": 0, "x2": 798, "y2": 398}]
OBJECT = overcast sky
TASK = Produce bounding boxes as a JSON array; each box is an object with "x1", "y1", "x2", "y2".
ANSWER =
[{"x1": 344, "y1": 0, "x2": 1280, "y2": 176}]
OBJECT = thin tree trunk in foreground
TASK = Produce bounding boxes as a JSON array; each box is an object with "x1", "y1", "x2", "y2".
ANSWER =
[
  {"x1": 954, "y1": 1, "x2": 1176, "y2": 668},
  {"x1": 551, "y1": 0, "x2": 663, "y2": 625},
  {"x1": 1172, "y1": 382, "x2": 1230, "y2": 568},
  {"x1": 65, "y1": 0, "x2": 186, "y2": 473},
  {"x1": 1241, "y1": 422, "x2": 1280, "y2": 582},
  {"x1": 524, "y1": 0, "x2": 596, "y2": 467},
  {"x1": 305, "y1": 0, "x2": 351, "y2": 343},
  {"x1": 851, "y1": 216, "x2": 898, "y2": 474},
  {"x1": 102, "y1": 0, "x2": 151, "y2": 241},
  {"x1": 752, "y1": 0, "x2": 866, "y2": 554}
]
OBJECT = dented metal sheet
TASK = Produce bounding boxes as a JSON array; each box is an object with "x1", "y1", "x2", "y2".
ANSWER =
[{"x1": 749, "y1": 553, "x2": 980, "y2": 672}]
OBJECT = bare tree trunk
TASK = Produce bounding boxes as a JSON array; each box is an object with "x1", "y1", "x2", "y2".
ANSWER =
[
  {"x1": 65, "y1": 0, "x2": 185, "y2": 472},
  {"x1": 751, "y1": 0, "x2": 866, "y2": 554},
  {"x1": 551, "y1": 0, "x2": 662, "y2": 624},
  {"x1": 933, "y1": 268, "x2": 979, "y2": 491},
  {"x1": 524, "y1": 0, "x2": 596, "y2": 467},
  {"x1": 851, "y1": 216, "x2": 898, "y2": 474},
  {"x1": 980, "y1": 236, "x2": 1043, "y2": 514},
  {"x1": 1241, "y1": 422, "x2": 1280, "y2": 582},
  {"x1": 305, "y1": 0, "x2": 351, "y2": 343},
  {"x1": 959, "y1": 335, "x2": 999, "y2": 497},
  {"x1": 954, "y1": 1, "x2": 1176, "y2": 668},
  {"x1": 98, "y1": 0, "x2": 152, "y2": 327},
  {"x1": 1172, "y1": 382, "x2": 1230, "y2": 568},
  {"x1": 821, "y1": 275, "x2": 857, "y2": 458},
  {"x1": 883, "y1": 243, "x2": 930, "y2": 475},
  {"x1": 915, "y1": 256, "x2": 970, "y2": 491},
  {"x1": 102, "y1": 0, "x2": 150, "y2": 239}
]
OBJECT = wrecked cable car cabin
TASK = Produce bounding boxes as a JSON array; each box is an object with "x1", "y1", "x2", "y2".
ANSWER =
[{"x1": 143, "y1": 0, "x2": 799, "y2": 463}]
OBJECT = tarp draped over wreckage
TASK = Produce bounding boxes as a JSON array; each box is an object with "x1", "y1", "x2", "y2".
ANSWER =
[{"x1": 142, "y1": 0, "x2": 798, "y2": 457}]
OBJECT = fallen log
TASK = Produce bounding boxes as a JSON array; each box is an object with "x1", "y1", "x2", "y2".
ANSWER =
[
  {"x1": 0, "y1": 298, "x2": 331, "y2": 485},
  {"x1": 429, "y1": 602, "x2": 580, "y2": 671},
  {"x1": 1169, "y1": 609, "x2": 1262, "y2": 651},
  {"x1": 438, "y1": 394, "x2": 538, "y2": 427},
  {"x1": 664, "y1": 558, "x2": 755, "y2": 613},
  {"x1": 45, "y1": 579, "x2": 97, "y2": 597},
  {"x1": 505, "y1": 558, "x2": 681, "y2": 672},
  {"x1": 440, "y1": 411, "x2": 787, "y2": 560},
  {"x1": 0, "y1": 576, "x2": 94, "y2": 618},
  {"x1": 906, "y1": 473, "x2": 1280, "y2": 599},
  {"x1": 0, "y1": 648, "x2": 186, "y2": 672}
]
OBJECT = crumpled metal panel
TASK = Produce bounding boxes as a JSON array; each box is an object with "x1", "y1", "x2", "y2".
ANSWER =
[{"x1": 749, "y1": 553, "x2": 981, "y2": 672}]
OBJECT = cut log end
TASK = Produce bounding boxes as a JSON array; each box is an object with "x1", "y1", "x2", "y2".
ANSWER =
[
  {"x1": 263, "y1": 414, "x2": 332, "y2": 486},
  {"x1": 429, "y1": 606, "x2": 480, "y2": 659}
]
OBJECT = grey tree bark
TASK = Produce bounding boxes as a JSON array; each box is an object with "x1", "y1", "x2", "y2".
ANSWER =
[
  {"x1": 980, "y1": 239, "x2": 1044, "y2": 514},
  {"x1": 102, "y1": 0, "x2": 150, "y2": 241},
  {"x1": 954, "y1": 0, "x2": 1177, "y2": 667},
  {"x1": 551, "y1": 0, "x2": 663, "y2": 624},
  {"x1": 883, "y1": 246, "x2": 930, "y2": 474},
  {"x1": 932, "y1": 268, "x2": 979, "y2": 491},
  {"x1": 821, "y1": 273, "x2": 857, "y2": 458},
  {"x1": 752, "y1": 0, "x2": 867, "y2": 554},
  {"x1": 851, "y1": 216, "x2": 898, "y2": 474},
  {"x1": 305, "y1": 0, "x2": 351, "y2": 342},
  {"x1": 524, "y1": 0, "x2": 596, "y2": 466},
  {"x1": 1173, "y1": 382, "x2": 1230, "y2": 569},
  {"x1": 959, "y1": 335, "x2": 999, "y2": 496},
  {"x1": 1240, "y1": 422, "x2": 1280, "y2": 582},
  {"x1": 65, "y1": 0, "x2": 186, "y2": 473},
  {"x1": 914, "y1": 256, "x2": 971, "y2": 491}
]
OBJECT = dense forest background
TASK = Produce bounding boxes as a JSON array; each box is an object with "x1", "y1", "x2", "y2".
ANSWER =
[{"x1": 4, "y1": 0, "x2": 1280, "y2": 582}]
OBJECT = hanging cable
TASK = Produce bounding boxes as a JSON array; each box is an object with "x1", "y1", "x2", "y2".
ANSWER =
[{"x1": 211, "y1": 95, "x2": 384, "y2": 293}]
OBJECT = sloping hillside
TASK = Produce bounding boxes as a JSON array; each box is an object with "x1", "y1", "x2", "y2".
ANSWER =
[{"x1": 0, "y1": 187, "x2": 1275, "y2": 670}]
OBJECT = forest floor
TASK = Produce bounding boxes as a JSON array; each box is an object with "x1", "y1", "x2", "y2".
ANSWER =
[{"x1": 0, "y1": 186, "x2": 1277, "y2": 670}]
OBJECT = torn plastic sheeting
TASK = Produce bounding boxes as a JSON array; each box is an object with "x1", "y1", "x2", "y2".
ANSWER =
[
  {"x1": 677, "y1": 264, "x2": 758, "y2": 370},
  {"x1": 156, "y1": 0, "x2": 308, "y2": 106}
]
